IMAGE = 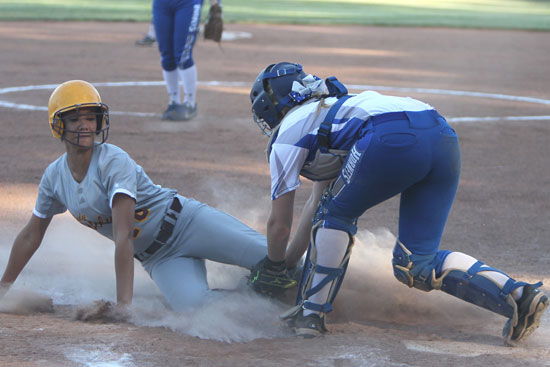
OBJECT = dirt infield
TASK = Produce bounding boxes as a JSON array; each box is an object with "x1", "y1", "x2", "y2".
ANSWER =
[{"x1": 0, "y1": 21, "x2": 549, "y2": 366}]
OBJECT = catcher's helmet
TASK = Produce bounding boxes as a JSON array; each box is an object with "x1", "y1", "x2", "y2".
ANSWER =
[
  {"x1": 250, "y1": 62, "x2": 307, "y2": 135},
  {"x1": 48, "y1": 80, "x2": 109, "y2": 146}
]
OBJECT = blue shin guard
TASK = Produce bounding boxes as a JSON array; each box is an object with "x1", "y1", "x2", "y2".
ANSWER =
[
  {"x1": 281, "y1": 223, "x2": 354, "y2": 321},
  {"x1": 392, "y1": 240, "x2": 544, "y2": 333},
  {"x1": 440, "y1": 261, "x2": 546, "y2": 342},
  {"x1": 440, "y1": 261, "x2": 526, "y2": 319}
]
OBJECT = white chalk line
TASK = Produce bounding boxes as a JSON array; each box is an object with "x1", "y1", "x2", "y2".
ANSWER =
[
  {"x1": 403, "y1": 340, "x2": 516, "y2": 357},
  {"x1": 1, "y1": 81, "x2": 549, "y2": 122},
  {"x1": 64, "y1": 347, "x2": 134, "y2": 367}
]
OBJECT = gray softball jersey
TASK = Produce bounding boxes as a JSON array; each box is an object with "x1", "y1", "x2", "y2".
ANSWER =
[
  {"x1": 34, "y1": 143, "x2": 175, "y2": 254},
  {"x1": 33, "y1": 143, "x2": 267, "y2": 310}
]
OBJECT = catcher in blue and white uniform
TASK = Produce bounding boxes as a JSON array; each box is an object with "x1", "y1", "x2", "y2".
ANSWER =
[
  {"x1": 247, "y1": 62, "x2": 548, "y2": 344},
  {"x1": 0, "y1": 80, "x2": 267, "y2": 313}
]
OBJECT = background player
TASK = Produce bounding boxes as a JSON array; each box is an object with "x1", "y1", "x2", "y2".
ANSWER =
[
  {"x1": 153, "y1": 0, "x2": 221, "y2": 121},
  {"x1": 0, "y1": 80, "x2": 267, "y2": 314},
  {"x1": 136, "y1": 22, "x2": 156, "y2": 46},
  {"x1": 248, "y1": 62, "x2": 548, "y2": 344}
]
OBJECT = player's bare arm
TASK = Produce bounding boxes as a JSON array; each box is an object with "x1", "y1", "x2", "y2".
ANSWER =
[
  {"x1": 267, "y1": 190, "x2": 295, "y2": 262},
  {"x1": 248, "y1": 190, "x2": 298, "y2": 297},
  {"x1": 111, "y1": 193, "x2": 136, "y2": 307},
  {"x1": 0, "y1": 215, "x2": 52, "y2": 295},
  {"x1": 285, "y1": 180, "x2": 331, "y2": 268}
]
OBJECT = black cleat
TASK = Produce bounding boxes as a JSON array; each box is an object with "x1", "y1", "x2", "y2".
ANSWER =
[
  {"x1": 293, "y1": 312, "x2": 327, "y2": 338},
  {"x1": 135, "y1": 34, "x2": 156, "y2": 46},
  {"x1": 503, "y1": 284, "x2": 549, "y2": 345}
]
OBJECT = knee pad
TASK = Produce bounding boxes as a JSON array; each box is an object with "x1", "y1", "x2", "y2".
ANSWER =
[
  {"x1": 313, "y1": 179, "x2": 358, "y2": 235},
  {"x1": 392, "y1": 240, "x2": 450, "y2": 292}
]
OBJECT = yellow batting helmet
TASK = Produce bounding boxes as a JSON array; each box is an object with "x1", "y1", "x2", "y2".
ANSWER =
[{"x1": 48, "y1": 80, "x2": 109, "y2": 143}]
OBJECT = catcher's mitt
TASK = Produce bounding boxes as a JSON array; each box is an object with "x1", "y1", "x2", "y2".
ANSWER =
[
  {"x1": 204, "y1": 3, "x2": 223, "y2": 42},
  {"x1": 248, "y1": 256, "x2": 297, "y2": 297}
]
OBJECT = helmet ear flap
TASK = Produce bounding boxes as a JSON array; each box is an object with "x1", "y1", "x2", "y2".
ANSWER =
[
  {"x1": 250, "y1": 62, "x2": 307, "y2": 133},
  {"x1": 94, "y1": 105, "x2": 109, "y2": 135},
  {"x1": 50, "y1": 113, "x2": 64, "y2": 139},
  {"x1": 96, "y1": 105, "x2": 110, "y2": 143}
]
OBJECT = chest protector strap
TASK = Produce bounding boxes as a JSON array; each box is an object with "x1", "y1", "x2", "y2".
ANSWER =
[{"x1": 317, "y1": 77, "x2": 352, "y2": 154}]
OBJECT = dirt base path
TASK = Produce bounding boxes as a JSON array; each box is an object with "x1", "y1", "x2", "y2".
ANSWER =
[{"x1": 0, "y1": 22, "x2": 549, "y2": 366}]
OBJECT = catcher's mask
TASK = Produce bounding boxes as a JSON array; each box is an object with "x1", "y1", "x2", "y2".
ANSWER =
[
  {"x1": 48, "y1": 80, "x2": 109, "y2": 148},
  {"x1": 250, "y1": 62, "x2": 307, "y2": 136}
]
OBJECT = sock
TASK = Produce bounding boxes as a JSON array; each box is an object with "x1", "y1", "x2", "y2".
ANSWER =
[
  {"x1": 303, "y1": 228, "x2": 349, "y2": 316},
  {"x1": 148, "y1": 23, "x2": 156, "y2": 39},
  {"x1": 162, "y1": 69, "x2": 180, "y2": 105},
  {"x1": 177, "y1": 65, "x2": 197, "y2": 106}
]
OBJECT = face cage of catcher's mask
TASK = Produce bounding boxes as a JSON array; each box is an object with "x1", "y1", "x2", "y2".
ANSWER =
[{"x1": 253, "y1": 112, "x2": 273, "y2": 137}]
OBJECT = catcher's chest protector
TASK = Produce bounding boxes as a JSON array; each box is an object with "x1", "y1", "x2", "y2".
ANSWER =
[{"x1": 301, "y1": 93, "x2": 353, "y2": 181}]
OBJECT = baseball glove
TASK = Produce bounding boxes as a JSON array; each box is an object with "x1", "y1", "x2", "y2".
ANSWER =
[
  {"x1": 204, "y1": 3, "x2": 223, "y2": 42},
  {"x1": 248, "y1": 256, "x2": 298, "y2": 297}
]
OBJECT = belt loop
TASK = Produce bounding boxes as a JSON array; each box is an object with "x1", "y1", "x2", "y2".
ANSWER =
[{"x1": 170, "y1": 196, "x2": 183, "y2": 212}]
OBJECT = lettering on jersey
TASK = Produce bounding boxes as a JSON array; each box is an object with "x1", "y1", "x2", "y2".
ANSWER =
[
  {"x1": 341, "y1": 145, "x2": 362, "y2": 184},
  {"x1": 76, "y1": 214, "x2": 112, "y2": 231},
  {"x1": 134, "y1": 208, "x2": 151, "y2": 223}
]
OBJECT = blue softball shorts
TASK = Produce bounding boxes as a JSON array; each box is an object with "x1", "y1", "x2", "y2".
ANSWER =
[
  {"x1": 153, "y1": 0, "x2": 202, "y2": 71},
  {"x1": 323, "y1": 109, "x2": 461, "y2": 256}
]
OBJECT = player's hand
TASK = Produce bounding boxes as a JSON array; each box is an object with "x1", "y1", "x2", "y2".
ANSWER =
[{"x1": 75, "y1": 299, "x2": 130, "y2": 323}]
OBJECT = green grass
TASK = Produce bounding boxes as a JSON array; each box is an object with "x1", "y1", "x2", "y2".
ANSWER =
[{"x1": 0, "y1": 0, "x2": 549, "y2": 30}]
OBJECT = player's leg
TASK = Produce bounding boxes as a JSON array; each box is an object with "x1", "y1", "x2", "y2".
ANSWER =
[
  {"x1": 135, "y1": 21, "x2": 157, "y2": 46},
  {"x1": 174, "y1": 0, "x2": 202, "y2": 120},
  {"x1": 149, "y1": 255, "x2": 210, "y2": 311},
  {"x1": 175, "y1": 203, "x2": 267, "y2": 270},
  {"x1": 290, "y1": 226, "x2": 352, "y2": 337},
  {"x1": 152, "y1": 0, "x2": 182, "y2": 119},
  {"x1": 392, "y1": 115, "x2": 548, "y2": 343},
  {"x1": 289, "y1": 116, "x2": 433, "y2": 336},
  {"x1": 440, "y1": 252, "x2": 548, "y2": 344},
  {"x1": 395, "y1": 119, "x2": 461, "y2": 258},
  {"x1": 148, "y1": 22, "x2": 156, "y2": 40},
  {"x1": 392, "y1": 120, "x2": 460, "y2": 290}
]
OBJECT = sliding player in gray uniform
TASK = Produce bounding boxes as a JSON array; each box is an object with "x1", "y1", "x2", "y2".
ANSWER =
[
  {"x1": 248, "y1": 62, "x2": 548, "y2": 345},
  {"x1": 0, "y1": 80, "x2": 267, "y2": 313}
]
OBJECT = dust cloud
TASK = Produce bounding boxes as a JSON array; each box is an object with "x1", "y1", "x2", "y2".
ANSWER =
[
  {"x1": 0, "y1": 213, "x2": 290, "y2": 342},
  {"x1": 0, "y1": 200, "x2": 547, "y2": 344},
  {"x1": 333, "y1": 228, "x2": 499, "y2": 327}
]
